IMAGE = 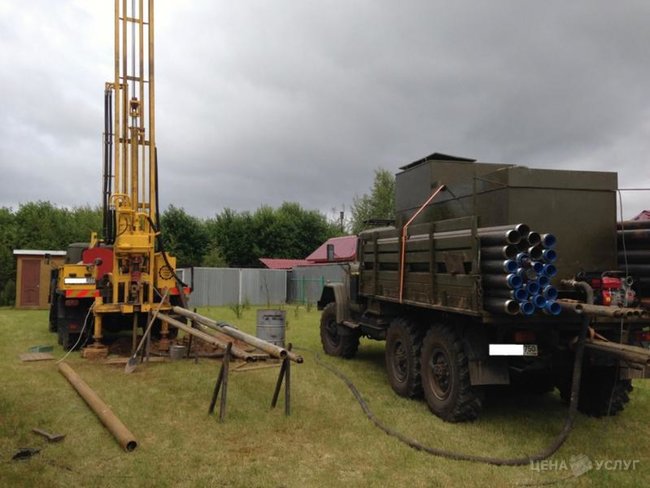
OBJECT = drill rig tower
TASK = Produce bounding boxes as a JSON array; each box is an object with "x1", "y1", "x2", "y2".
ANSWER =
[{"x1": 50, "y1": 0, "x2": 187, "y2": 357}]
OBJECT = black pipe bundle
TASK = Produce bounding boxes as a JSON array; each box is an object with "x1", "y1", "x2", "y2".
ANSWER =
[
  {"x1": 618, "y1": 220, "x2": 650, "y2": 295},
  {"x1": 480, "y1": 224, "x2": 560, "y2": 316}
]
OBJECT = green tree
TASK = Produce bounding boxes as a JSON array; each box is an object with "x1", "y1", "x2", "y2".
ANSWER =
[
  {"x1": 205, "y1": 208, "x2": 257, "y2": 268},
  {"x1": 0, "y1": 207, "x2": 17, "y2": 305},
  {"x1": 350, "y1": 169, "x2": 395, "y2": 234},
  {"x1": 160, "y1": 205, "x2": 208, "y2": 267}
]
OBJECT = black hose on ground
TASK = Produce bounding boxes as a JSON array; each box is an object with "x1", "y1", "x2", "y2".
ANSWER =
[{"x1": 310, "y1": 315, "x2": 589, "y2": 466}]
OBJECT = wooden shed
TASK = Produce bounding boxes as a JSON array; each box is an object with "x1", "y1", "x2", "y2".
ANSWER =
[{"x1": 13, "y1": 250, "x2": 66, "y2": 309}]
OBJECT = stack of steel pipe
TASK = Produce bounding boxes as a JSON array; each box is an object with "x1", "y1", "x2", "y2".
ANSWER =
[
  {"x1": 480, "y1": 223, "x2": 560, "y2": 316},
  {"x1": 617, "y1": 220, "x2": 650, "y2": 294}
]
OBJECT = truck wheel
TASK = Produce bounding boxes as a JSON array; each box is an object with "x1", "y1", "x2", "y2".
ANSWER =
[
  {"x1": 420, "y1": 324, "x2": 483, "y2": 422},
  {"x1": 560, "y1": 365, "x2": 633, "y2": 417},
  {"x1": 320, "y1": 302, "x2": 359, "y2": 358},
  {"x1": 385, "y1": 318, "x2": 423, "y2": 398}
]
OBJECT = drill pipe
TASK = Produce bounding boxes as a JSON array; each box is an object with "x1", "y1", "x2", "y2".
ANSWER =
[
  {"x1": 617, "y1": 264, "x2": 650, "y2": 276},
  {"x1": 58, "y1": 362, "x2": 137, "y2": 452},
  {"x1": 172, "y1": 307, "x2": 304, "y2": 363},
  {"x1": 540, "y1": 233, "x2": 557, "y2": 249},
  {"x1": 617, "y1": 229, "x2": 650, "y2": 243},
  {"x1": 617, "y1": 250, "x2": 650, "y2": 264},
  {"x1": 156, "y1": 314, "x2": 254, "y2": 361},
  {"x1": 481, "y1": 245, "x2": 518, "y2": 260},
  {"x1": 526, "y1": 232, "x2": 541, "y2": 247},
  {"x1": 481, "y1": 259, "x2": 518, "y2": 274},
  {"x1": 617, "y1": 220, "x2": 650, "y2": 230},
  {"x1": 484, "y1": 288, "x2": 529, "y2": 301},
  {"x1": 482, "y1": 273, "x2": 522, "y2": 289},
  {"x1": 557, "y1": 300, "x2": 647, "y2": 318},
  {"x1": 584, "y1": 338, "x2": 650, "y2": 366},
  {"x1": 484, "y1": 298, "x2": 520, "y2": 315}
]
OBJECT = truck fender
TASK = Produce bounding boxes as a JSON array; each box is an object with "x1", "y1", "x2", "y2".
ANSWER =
[
  {"x1": 463, "y1": 324, "x2": 509, "y2": 386},
  {"x1": 318, "y1": 283, "x2": 350, "y2": 325}
]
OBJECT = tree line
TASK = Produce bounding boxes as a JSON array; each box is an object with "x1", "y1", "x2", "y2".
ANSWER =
[{"x1": 0, "y1": 169, "x2": 395, "y2": 306}]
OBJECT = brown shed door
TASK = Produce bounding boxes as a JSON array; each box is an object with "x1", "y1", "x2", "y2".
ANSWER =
[{"x1": 20, "y1": 259, "x2": 41, "y2": 307}]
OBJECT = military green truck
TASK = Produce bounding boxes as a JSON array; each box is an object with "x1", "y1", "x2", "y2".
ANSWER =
[{"x1": 318, "y1": 153, "x2": 650, "y2": 422}]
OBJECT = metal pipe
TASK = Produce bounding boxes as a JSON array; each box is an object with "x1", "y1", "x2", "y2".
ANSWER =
[
  {"x1": 542, "y1": 285, "x2": 558, "y2": 300},
  {"x1": 532, "y1": 294, "x2": 547, "y2": 309},
  {"x1": 156, "y1": 314, "x2": 254, "y2": 361},
  {"x1": 525, "y1": 281, "x2": 540, "y2": 295},
  {"x1": 542, "y1": 248, "x2": 557, "y2": 263},
  {"x1": 480, "y1": 260, "x2": 518, "y2": 274},
  {"x1": 519, "y1": 301, "x2": 535, "y2": 316},
  {"x1": 58, "y1": 362, "x2": 137, "y2": 452},
  {"x1": 481, "y1": 245, "x2": 518, "y2": 260},
  {"x1": 540, "y1": 233, "x2": 556, "y2": 248},
  {"x1": 618, "y1": 264, "x2": 650, "y2": 276},
  {"x1": 515, "y1": 252, "x2": 530, "y2": 267},
  {"x1": 484, "y1": 288, "x2": 529, "y2": 301},
  {"x1": 484, "y1": 298, "x2": 520, "y2": 315},
  {"x1": 526, "y1": 231, "x2": 541, "y2": 247},
  {"x1": 171, "y1": 307, "x2": 304, "y2": 363},
  {"x1": 482, "y1": 273, "x2": 522, "y2": 289},
  {"x1": 617, "y1": 250, "x2": 650, "y2": 263},
  {"x1": 527, "y1": 246, "x2": 543, "y2": 261},
  {"x1": 584, "y1": 338, "x2": 650, "y2": 366},
  {"x1": 543, "y1": 300, "x2": 561, "y2": 315},
  {"x1": 542, "y1": 264, "x2": 557, "y2": 277},
  {"x1": 479, "y1": 230, "x2": 521, "y2": 246},
  {"x1": 617, "y1": 229, "x2": 650, "y2": 242},
  {"x1": 617, "y1": 220, "x2": 650, "y2": 230},
  {"x1": 560, "y1": 279, "x2": 594, "y2": 304},
  {"x1": 191, "y1": 322, "x2": 255, "y2": 361}
]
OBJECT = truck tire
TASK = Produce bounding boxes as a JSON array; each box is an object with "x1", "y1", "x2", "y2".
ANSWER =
[
  {"x1": 385, "y1": 318, "x2": 423, "y2": 398},
  {"x1": 320, "y1": 302, "x2": 359, "y2": 358},
  {"x1": 420, "y1": 324, "x2": 483, "y2": 422},
  {"x1": 559, "y1": 365, "x2": 632, "y2": 417}
]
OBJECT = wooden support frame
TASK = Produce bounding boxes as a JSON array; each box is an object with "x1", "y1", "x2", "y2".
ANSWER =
[
  {"x1": 271, "y1": 343, "x2": 292, "y2": 416},
  {"x1": 208, "y1": 343, "x2": 232, "y2": 422}
]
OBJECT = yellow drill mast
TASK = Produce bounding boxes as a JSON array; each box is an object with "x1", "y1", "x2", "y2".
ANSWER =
[{"x1": 52, "y1": 0, "x2": 186, "y2": 357}]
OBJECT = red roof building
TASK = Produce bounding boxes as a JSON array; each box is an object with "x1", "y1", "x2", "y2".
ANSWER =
[
  {"x1": 305, "y1": 235, "x2": 358, "y2": 263},
  {"x1": 259, "y1": 258, "x2": 310, "y2": 270},
  {"x1": 632, "y1": 210, "x2": 650, "y2": 221},
  {"x1": 260, "y1": 235, "x2": 358, "y2": 270}
]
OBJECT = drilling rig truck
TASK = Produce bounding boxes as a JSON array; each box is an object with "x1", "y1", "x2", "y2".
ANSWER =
[
  {"x1": 318, "y1": 153, "x2": 650, "y2": 422},
  {"x1": 49, "y1": 0, "x2": 188, "y2": 357}
]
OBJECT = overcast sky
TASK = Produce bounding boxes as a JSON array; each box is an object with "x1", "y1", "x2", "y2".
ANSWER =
[{"x1": 1, "y1": 0, "x2": 649, "y2": 221}]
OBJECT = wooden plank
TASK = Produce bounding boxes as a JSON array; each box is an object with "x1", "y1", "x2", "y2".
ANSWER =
[{"x1": 19, "y1": 352, "x2": 55, "y2": 362}]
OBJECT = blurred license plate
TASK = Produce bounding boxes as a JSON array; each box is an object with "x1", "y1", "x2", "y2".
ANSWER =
[{"x1": 489, "y1": 344, "x2": 538, "y2": 356}]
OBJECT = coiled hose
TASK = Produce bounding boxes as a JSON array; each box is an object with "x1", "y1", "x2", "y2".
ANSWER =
[{"x1": 310, "y1": 315, "x2": 589, "y2": 466}]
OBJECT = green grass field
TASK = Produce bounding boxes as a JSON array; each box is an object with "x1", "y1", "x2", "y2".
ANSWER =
[{"x1": 1, "y1": 306, "x2": 649, "y2": 487}]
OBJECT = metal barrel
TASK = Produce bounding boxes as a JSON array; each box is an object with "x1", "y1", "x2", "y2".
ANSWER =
[
  {"x1": 58, "y1": 362, "x2": 137, "y2": 452},
  {"x1": 482, "y1": 273, "x2": 523, "y2": 289},
  {"x1": 484, "y1": 298, "x2": 520, "y2": 315},
  {"x1": 481, "y1": 245, "x2": 518, "y2": 260},
  {"x1": 485, "y1": 288, "x2": 529, "y2": 301},
  {"x1": 256, "y1": 309, "x2": 286, "y2": 347},
  {"x1": 481, "y1": 259, "x2": 518, "y2": 274},
  {"x1": 540, "y1": 233, "x2": 557, "y2": 248}
]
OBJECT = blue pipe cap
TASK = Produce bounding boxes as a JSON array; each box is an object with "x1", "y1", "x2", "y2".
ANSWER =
[
  {"x1": 544, "y1": 300, "x2": 562, "y2": 316},
  {"x1": 519, "y1": 301, "x2": 536, "y2": 316}
]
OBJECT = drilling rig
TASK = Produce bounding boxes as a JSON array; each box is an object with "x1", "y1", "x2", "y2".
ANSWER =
[{"x1": 49, "y1": 0, "x2": 188, "y2": 358}]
